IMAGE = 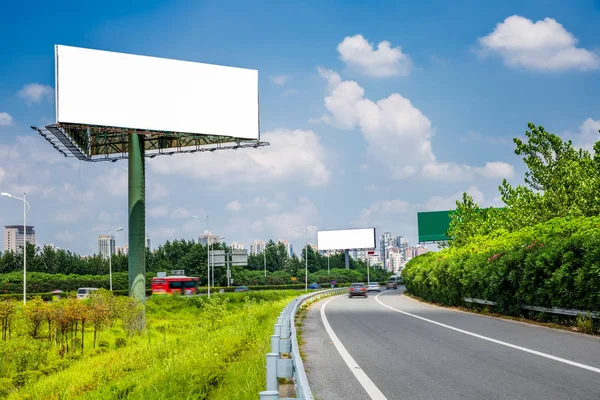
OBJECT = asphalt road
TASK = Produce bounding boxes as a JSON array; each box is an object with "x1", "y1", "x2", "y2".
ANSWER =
[{"x1": 302, "y1": 288, "x2": 600, "y2": 400}]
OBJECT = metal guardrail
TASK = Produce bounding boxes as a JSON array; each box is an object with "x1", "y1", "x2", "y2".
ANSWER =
[
  {"x1": 259, "y1": 288, "x2": 347, "y2": 400},
  {"x1": 463, "y1": 298, "x2": 600, "y2": 319}
]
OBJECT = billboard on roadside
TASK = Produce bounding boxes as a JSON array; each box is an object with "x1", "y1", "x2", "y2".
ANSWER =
[
  {"x1": 55, "y1": 45, "x2": 259, "y2": 140},
  {"x1": 317, "y1": 228, "x2": 376, "y2": 251}
]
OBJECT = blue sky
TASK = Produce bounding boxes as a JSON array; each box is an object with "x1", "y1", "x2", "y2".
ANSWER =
[{"x1": 1, "y1": 0, "x2": 599, "y2": 255}]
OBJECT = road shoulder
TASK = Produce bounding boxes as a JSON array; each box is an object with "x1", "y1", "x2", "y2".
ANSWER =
[{"x1": 299, "y1": 295, "x2": 370, "y2": 400}]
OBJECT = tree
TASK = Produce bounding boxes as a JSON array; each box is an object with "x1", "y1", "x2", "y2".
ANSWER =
[
  {"x1": 23, "y1": 297, "x2": 47, "y2": 338},
  {"x1": 448, "y1": 122, "x2": 600, "y2": 247}
]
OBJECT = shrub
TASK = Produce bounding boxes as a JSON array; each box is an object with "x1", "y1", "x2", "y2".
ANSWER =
[
  {"x1": 0, "y1": 377, "x2": 14, "y2": 396},
  {"x1": 98, "y1": 340, "x2": 109, "y2": 349},
  {"x1": 575, "y1": 315, "x2": 595, "y2": 334},
  {"x1": 404, "y1": 216, "x2": 600, "y2": 315},
  {"x1": 115, "y1": 337, "x2": 127, "y2": 349}
]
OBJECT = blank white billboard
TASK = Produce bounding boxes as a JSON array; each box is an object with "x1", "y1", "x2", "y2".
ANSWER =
[
  {"x1": 55, "y1": 45, "x2": 259, "y2": 140},
  {"x1": 317, "y1": 228, "x2": 376, "y2": 251}
]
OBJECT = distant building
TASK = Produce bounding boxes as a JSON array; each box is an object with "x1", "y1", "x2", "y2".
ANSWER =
[
  {"x1": 4, "y1": 225, "x2": 35, "y2": 253},
  {"x1": 250, "y1": 240, "x2": 266, "y2": 255},
  {"x1": 388, "y1": 252, "x2": 403, "y2": 273},
  {"x1": 145, "y1": 237, "x2": 151, "y2": 250},
  {"x1": 98, "y1": 235, "x2": 115, "y2": 259},
  {"x1": 198, "y1": 230, "x2": 222, "y2": 247},
  {"x1": 278, "y1": 240, "x2": 293, "y2": 257},
  {"x1": 121, "y1": 244, "x2": 129, "y2": 255},
  {"x1": 116, "y1": 245, "x2": 128, "y2": 255},
  {"x1": 230, "y1": 241, "x2": 244, "y2": 250}
]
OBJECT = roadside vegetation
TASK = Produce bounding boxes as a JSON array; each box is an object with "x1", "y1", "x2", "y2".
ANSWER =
[
  {"x1": 0, "y1": 289, "x2": 300, "y2": 399},
  {"x1": 0, "y1": 241, "x2": 390, "y2": 296},
  {"x1": 403, "y1": 123, "x2": 600, "y2": 333}
]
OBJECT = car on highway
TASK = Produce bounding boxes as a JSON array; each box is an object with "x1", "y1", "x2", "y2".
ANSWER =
[
  {"x1": 367, "y1": 282, "x2": 381, "y2": 292},
  {"x1": 349, "y1": 283, "x2": 368, "y2": 298},
  {"x1": 234, "y1": 286, "x2": 250, "y2": 292},
  {"x1": 76, "y1": 287, "x2": 98, "y2": 300},
  {"x1": 386, "y1": 276, "x2": 399, "y2": 290},
  {"x1": 308, "y1": 283, "x2": 321, "y2": 289}
]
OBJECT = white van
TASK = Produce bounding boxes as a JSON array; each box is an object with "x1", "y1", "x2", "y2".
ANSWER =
[{"x1": 76, "y1": 287, "x2": 99, "y2": 300}]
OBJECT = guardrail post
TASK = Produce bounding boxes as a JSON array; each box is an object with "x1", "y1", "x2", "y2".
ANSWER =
[
  {"x1": 274, "y1": 323, "x2": 281, "y2": 336},
  {"x1": 266, "y1": 353, "x2": 279, "y2": 391},
  {"x1": 271, "y1": 334, "x2": 280, "y2": 354}
]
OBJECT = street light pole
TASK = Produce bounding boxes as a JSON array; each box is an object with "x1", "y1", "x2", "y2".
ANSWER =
[
  {"x1": 328, "y1": 250, "x2": 330, "y2": 274},
  {"x1": 108, "y1": 227, "x2": 123, "y2": 291},
  {"x1": 1, "y1": 192, "x2": 30, "y2": 304},
  {"x1": 263, "y1": 247, "x2": 266, "y2": 277},
  {"x1": 305, "y1": 229, "x2": 308, "y2": 291}
]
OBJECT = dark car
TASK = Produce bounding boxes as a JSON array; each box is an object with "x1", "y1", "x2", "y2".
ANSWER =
[
  {"x1": 308, "y1": 283, "x2": 321, "y2": 289},
  {"x1": 234, "y1": 286, "x2": 250, "y2": 292},
  {"x1": 349, "y1": 283, "x2": 368, "y2": 298}
]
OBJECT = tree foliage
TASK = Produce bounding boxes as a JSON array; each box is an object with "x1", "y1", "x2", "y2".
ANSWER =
[{"x1": 447, "y1": 122, "x2": 600, "y2": 246}]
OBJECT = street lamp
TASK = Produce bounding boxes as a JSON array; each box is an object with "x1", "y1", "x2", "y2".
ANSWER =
[
  {"x1": 1, "y1": 192, "x2": 31, "y2": 304},
  {"x1": 295, "y1": 227, "x2": 309, "y2": 291},
  {"x1": 108, "y1": 227, "x2": 123, "y2": 291}
]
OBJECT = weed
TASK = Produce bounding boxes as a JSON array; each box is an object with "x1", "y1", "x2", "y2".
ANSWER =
[{"x1": 575, "y1": 314, "x2": 595, "y2": 334}]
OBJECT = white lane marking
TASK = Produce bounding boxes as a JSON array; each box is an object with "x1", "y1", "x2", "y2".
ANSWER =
[
  {"x1": 321, "y1": 296, "x2": 388, "y2": 400},
  {"x1": 375, "y1": 292, "x2": 600, "y2": 375}
]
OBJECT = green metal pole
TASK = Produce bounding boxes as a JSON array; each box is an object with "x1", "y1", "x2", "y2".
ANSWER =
[{"x1": 128, "y1": 133, "x2": 146, "y2": 311}]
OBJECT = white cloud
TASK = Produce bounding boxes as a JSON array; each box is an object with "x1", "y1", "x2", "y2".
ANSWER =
[
  {"x1": 18, "y1": 83, "x2": 54, "y2": 104},
  {"x1": 319, "y1": 68, "x2": 513, "y2": 181},
  {"x1": 148, "y1": 205, "x2": 169, "y2": 218},
  {"x1": 0, "y1": 112, "x2": 13, "y2": 126},
  {"x1": 365, "y1": 184, "x2": 377, "y2": 192},
  {"x1": 360, "y1": 164, "x2": 369, "y2": 171},
  {"x1": 0, "y1": 168, "x2": 5, "y2": 184},
  {"x1": 337, "y1": 34, "x2": 412, "y2": 77},
  {"x1": 356, "y1": 199, "x2": 410, "y2": 227},
  {"x1": 170, "y1": 207, "x2": 191, "y2": 219},
  {"x1": 98, "y1": 167, "x2": 127, "y2": 196},
  {"x1": 149, "y1": 129, "x2": 331, "y2": 187},
  {"x1": 270, "y1": 75, "x2": 291, "y2": 85},
  {"x1": 150, "y1": 183, "x2": 169, "y2": 200},
  {"x1": 226, "y1": 200, "x2": 242, "y2": 212},
  {"x1": 475, "y1": 161, "x2": 515, "y2": 179},
  {"x1": 264, "y1": 197, "x2": 319, "y2": 240},
  {"x1": 422, "y1": 186, "x2": 485, "y2": 211},
  {"x1": 422, "y1": 161, "x2": 514, "y2": 180},
  {"x1": 568, "y1": 118, "x2": 600, "y2": 152},
  {"x1": 478, "y1": 15, "x2": 599, "y2": 71}
]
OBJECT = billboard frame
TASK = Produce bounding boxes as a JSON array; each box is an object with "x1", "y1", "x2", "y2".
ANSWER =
[{"x1": 317, "y1": 228, "x2": 377, "y2": 251}]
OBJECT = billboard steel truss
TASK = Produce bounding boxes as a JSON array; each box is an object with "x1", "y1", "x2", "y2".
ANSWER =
[{"x1": 31, "y1": 124, "x2": 269, "y2": 162}]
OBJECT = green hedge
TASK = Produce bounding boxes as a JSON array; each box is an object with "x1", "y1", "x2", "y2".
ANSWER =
[
  {"x1": 0, "y1": 272, "x2": 158, "y2": 294},
  {"x1": 403, "y1": 216, "x2": 600, "y2": 314}
]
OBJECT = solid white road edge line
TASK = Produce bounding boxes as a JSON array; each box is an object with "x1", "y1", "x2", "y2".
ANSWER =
[
  {"x1": 375, "y1": 292, "x2": 600, "y2": 375},
  {"x1": 320, "y1": 296, "x2": 388, "y2": 400}
]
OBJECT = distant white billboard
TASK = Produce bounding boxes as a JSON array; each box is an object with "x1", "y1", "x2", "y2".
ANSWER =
[
  {"x1": 317, "y1": 228, "x2": 376, "y2": 251},
  {"x1": 55, "y1": 45, "x2": 259, "y2": 140}
]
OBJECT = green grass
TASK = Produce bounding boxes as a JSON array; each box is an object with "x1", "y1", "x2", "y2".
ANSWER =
[{"x1": 0, "y1": 291, "x2": 300, "y2": 399}]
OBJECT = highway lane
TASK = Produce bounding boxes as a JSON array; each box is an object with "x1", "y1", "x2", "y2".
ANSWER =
[{"x1": 302, "y1": 288, "x2": 600, "y2": 400}]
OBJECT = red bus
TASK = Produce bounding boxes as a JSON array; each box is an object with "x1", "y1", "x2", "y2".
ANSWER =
[{"x1": 151, "y1": 276, "x2": 199, "y2": 295}]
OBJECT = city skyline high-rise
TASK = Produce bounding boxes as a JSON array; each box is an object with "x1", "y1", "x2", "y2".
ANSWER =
[
  {"x1": 98, "y1": 234, "x2": 115, "y2": 259},
  {"x1": 4, "y1": 225, "x2": 35, "y2": 253}
]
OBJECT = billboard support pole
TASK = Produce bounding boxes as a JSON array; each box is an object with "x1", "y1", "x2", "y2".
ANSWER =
[
  {"x1": 128, "y1": 133, "x2": 146, "y2": 317},
  {"x1": 344, "y1": 249, "x2": 349, "y2": 270}
]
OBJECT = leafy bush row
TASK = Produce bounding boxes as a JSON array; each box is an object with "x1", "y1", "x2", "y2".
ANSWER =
[
  {"x1": 0, "y1": 268, "x2": 389, "y2": 295},
  {"x1": 403, "y1": 216, "x2": 600, "y2": 314}
]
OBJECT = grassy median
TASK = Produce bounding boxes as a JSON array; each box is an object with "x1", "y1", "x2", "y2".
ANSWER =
[{"x1": 0, "y1": 290, "x2": 300, "y2": 399}]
